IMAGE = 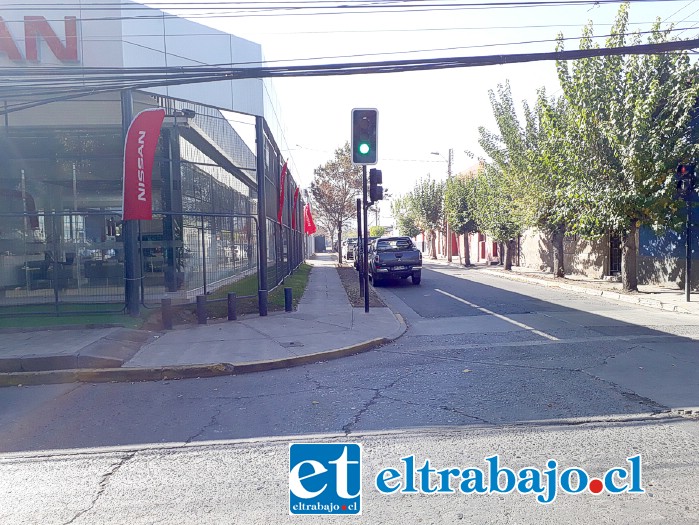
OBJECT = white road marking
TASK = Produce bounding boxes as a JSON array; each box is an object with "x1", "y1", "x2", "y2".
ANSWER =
[{"x1": 434, "y1": 288, "x2": 560, "y2": 341}]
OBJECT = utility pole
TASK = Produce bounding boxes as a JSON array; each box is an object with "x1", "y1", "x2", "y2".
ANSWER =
[
  {"x1": 432, "y1": 148, "x2": 453, "y2": 262},
  {"x1": 446, "y1": 148, "x2": 453, "y2": 262}
]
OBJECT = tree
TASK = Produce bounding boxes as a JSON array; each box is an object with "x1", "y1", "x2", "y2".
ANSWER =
[
  {"x1": 369, "y1": 225, "x2": 386, "y2": 238},
  {"x1": 468, "y1": 165, "x2": 522, "y2": 269},
  {"x1": 531, "y1": 91, "x2": 580, "y2": 278},
  {"x1": 390, "y1": 178, "x2": 444, "y2": 257},
  {"x1": 444, "y1": 176, "x2": 477, "y2": 266},
  {"x1": 555, "y1": 3, "x2": 699, "y2": 291},
  {"x1": 408, "y1": 177, "x2": 444, "y2": 259},
  {"x1": 310, "y1": 142, "x2": 363, "y2": 263},
  {"x1": 391, "y1": 196, "x2": 421, "y2": 239},
  {"x1": 476, "y1": 82, "x2": 535, "y2": 269}
]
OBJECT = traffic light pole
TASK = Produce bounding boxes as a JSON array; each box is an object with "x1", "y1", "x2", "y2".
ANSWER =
[
  {"x1": 363, "y1": 165, "x2": 370, "y2": 313},
  {"x1": 357, "y1": 198, "x2": 363, "y2": 298}
]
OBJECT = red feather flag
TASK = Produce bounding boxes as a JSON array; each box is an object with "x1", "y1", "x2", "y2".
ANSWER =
[
  {"x1": 122, "y1": 108, "x2": 165, "y2": 220},
  {"x1": 303, "y1": 203, "x2": 317, "y2": 235},
  {"x1": 277, "y1": 160, "x2": 288, "y2": 224},
  {"x1": 292, "y1": 187, "x2": 300, "y2": 230}
]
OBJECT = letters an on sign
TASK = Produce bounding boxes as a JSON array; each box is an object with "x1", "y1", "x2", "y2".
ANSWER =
[{"x1": 0, "y1": 16, "x2": 78, "y2": 63}]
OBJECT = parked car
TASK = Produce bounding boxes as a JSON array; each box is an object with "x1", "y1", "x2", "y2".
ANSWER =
[
  {"x1": 342, "y1": 237, "x2": 358, "y2": 261},
  {"x1": 368, "y1": 236, "x2": 422, "y2": 286},
  {"x1": 353, "y1": 236, "x2": 379, "y2": 271}
]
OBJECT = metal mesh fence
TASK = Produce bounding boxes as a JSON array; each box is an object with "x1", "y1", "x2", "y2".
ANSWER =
[
  {"x1": 0, "y1": 210, "x2": 259, "y2": 315},
  {"x1": 0, "y1": 97, "x2": 307, "y2": 318}
]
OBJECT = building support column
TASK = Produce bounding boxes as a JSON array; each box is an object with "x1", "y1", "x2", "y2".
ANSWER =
[{"x1": 255, "y1": 116, "x2": 268, "y2": 297}]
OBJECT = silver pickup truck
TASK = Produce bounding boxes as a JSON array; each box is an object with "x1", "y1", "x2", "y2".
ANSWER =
[{"x1": 368, "y1": 236, "x2": 422, "y2": 286}]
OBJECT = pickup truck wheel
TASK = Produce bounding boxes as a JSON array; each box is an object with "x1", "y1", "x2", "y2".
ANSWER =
[{"x1": 412, "y1": 274, "x2": 421, "y2": 285}]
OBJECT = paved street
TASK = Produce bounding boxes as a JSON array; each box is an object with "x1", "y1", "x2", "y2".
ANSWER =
[{"x1": 1, "y1": 262, "x2": 698, "y2": 523}]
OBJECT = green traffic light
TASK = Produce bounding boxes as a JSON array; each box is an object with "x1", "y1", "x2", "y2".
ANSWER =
[{"x1": 359, "y1": 142, "x2": 370, "y2": 155}]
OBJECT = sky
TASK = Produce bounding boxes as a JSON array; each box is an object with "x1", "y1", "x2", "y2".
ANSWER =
[{"x1": 149, "y1": 0, "x2": 699, "y2": 226}]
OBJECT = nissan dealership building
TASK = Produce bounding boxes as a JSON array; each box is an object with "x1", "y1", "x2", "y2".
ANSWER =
[{"x1": 0, "y1": 0, "x2": 302, "y2": 314}]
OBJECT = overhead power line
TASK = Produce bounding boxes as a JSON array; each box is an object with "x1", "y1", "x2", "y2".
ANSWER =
[
  {"x1": 1, "y1": 36, "x2": 697, "y2": 115},
  {"x1": 0, "y1": 0, "x2": 689, "y2": 21}
]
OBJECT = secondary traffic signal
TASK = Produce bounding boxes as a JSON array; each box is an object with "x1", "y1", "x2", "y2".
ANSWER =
[
  {"x1": 676, "y1": 163, "x2": 696, "y2": 199},
  {"x1": 369, "y1": 168, "x2": 383, "y2": 202},
  {"x1": 352, "y1": 108, "x2": 378, "y2": 164}
]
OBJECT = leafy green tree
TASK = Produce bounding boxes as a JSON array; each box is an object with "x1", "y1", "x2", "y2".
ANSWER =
[
  {"x1": 468, "y1": 165, "x2": 522, "y2": 268},
  {"x1": 369, "y1": 225, "x2": 386, "y2": 238},
  {"x1": 444, "y1": 176, "x2": 477, "y2": 266},
  {"x1": 531, "y1": 91, "x2": 581, "y2": 277},
  {"x1": 476, "y1": 82, "x2": 535, "y2": 269},
  {"x1": 391, "y1": 196, "x2": 421, "y2": 239},
  {"x1": 408, "y1": 177, "x2": 444, "y2": 259},
  {"x1": 555, "y1": 3, "x2": 699, "y2": 290},
  {"x1": 310, "y1": 142, "x2": 363, "y2": 263},
  {"x1": 391, "y1": 178, "x2": 444, "y2": 257}
]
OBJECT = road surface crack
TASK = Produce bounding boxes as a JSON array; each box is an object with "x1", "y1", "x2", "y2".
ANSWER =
[
  {"x1": 342, "y1": 376, "x2": 404, "y2": 435},
  {"x1": 63, "y1": 452, "x2": 135, "y2": 525},
  {"x1": 186, "y1": 407, "x2": 222, "y2": 444}
]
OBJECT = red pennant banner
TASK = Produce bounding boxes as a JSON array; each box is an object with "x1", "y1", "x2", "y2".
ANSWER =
[
  {"x1": 292, "y1": 187, "x2": 300, "y2": 230},
  {"x1": 122, "y1": 108, "x2": 166, "y2": 221},
  {"x1": 277, "y1": 160, "x2": 288, "y2": 224},
  {"x1": 304, "y1": 203, "x2": 317, "y2": 235}
]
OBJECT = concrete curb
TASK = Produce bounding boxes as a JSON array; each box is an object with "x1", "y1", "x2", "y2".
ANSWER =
[
  {"x1": 0, "y1": 313, "x2": 408, "y2": 387},
  {"x1": 478, "y1": 268, "x2": 695, "y2": 315}
]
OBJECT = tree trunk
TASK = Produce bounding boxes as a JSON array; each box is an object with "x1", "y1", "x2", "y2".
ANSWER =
[
  {"x1": 552, "y1": 224, "x2": 565, "y2": 278},
  {"x1": 503, "y1": 239, "x2": 515, "y2": 270},
  {"x1": 430, "y1": 230, "x2": 437, "y2": 259},
  {"x1": 463, "y1": 233, "x2": 471, "y2": 266},
  {"x1": 337, "y1": 222, "x2": 342, "y2": 264},
  {"x1": 621, "y1": 220, "x2": 638, "y2": 292}
]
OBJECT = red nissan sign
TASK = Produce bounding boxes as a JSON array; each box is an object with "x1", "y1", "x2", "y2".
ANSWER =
[{"x1": 122, "y1": 108, "x2": 165, "y2": 221}]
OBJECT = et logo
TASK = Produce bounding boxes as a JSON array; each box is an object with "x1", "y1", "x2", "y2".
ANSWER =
[{"x1": 289, "y1": 443, "x2": 362, "y2": 515}]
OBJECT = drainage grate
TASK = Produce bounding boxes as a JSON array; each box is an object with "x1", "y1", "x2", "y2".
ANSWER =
[{"x1": 280, "y1": 341, "x2": 304, "y2": 348}]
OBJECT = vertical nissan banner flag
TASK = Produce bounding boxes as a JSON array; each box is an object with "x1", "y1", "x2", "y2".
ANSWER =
[
  {"x1": 304, "y1": 203, "x2": 317, "y2": 235},
  {"x1": 278, "y1": 160, "x2": 288, "y2": 224},
  {"x1": 292, "y1": 187, "x2": 300, "y2": 230},
  {"x1": 122, "y1": 108, "x2": 166, "y2": 221}
]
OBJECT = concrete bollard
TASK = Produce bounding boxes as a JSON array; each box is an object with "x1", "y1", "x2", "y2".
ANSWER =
[
  {"x1": 196, "y1": 294, "x2": 207, "y2": 324},
  {"x1": 258, "y1": 289, "x2": 268, "y2": 317},
  {"x1": 161, "y1": 297, "x2": 173, "y2": 330},
  {"x1": 284, "y1": 287, "x2": 293, "y2": 312},
  {"x1": 227, "y1": 292, "x2": 237, "y2": 321}
]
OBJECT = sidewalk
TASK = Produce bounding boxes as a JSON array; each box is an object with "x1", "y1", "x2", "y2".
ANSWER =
[
  {"x1": 426, "y1": 256, "x2": 699, "y2": 315},
  {"x1": 3, "y1": 253, "x2": 695, "y2": 387},
  {"x1": 0, "y1": 253, "x2": 405, "y2": 386}
]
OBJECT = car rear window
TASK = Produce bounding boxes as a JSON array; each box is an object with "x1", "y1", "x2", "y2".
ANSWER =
[{"x1": 376, "y1": 239, "x2": 414, "y2": 252}]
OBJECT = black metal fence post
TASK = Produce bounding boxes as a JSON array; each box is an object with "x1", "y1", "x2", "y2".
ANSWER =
[
  {"x1": 258, "y1": 289, "x2": 268, "y2": 316},
  {"x1": 161, "y1": 298, "x2": 173, "y2": 330},
  {"x1": 197, "y1": 294, "x2": 207, "y2": 324},
  {"x1": 284, "y1": 287, "x2": 292, "y2": 312},
  {"x1": 227, "y1": 292, "x2": 237, "y2": 321}
]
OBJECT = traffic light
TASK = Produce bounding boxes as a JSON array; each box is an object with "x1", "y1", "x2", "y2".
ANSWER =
[
  {"x1": 351, "y1": 108, "x2": 378, "y2": 164},
  {"x1": 369, "y1": 168, "x2": 383, "y2": 202},
  {"x1": 676, "y1": 163, "x2": 696, "y2": 199}
]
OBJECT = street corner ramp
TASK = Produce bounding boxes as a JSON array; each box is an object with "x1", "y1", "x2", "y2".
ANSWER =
[
  {"x1": 0, "y1": 335, "x2": 400, "y2": 387},
  {"x1": 0, "y1": 363, "x2": 237, "y2": 388}
]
